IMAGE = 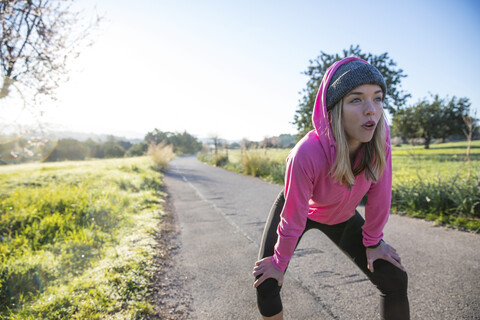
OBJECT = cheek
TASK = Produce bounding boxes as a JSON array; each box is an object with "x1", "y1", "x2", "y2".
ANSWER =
[
  {"x1": 342, "y1": 107, "x2": 361, "y2": 123},
  {"x1": 376, "y1": 107, "x2": 384, "y2": 121},
  {"x1": 341, "y1": 112, "x2": 358, "y2": 136}
]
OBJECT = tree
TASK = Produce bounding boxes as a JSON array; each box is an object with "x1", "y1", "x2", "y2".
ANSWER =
[
  {"x1": 260, "y1": 136, "x2": 280, "y2": 148},
  {"x1": 240, "y1": 138, "x2": 254, "y2": 150},
  {"x1": 103, "y1": 141, "x2": 125, "y2": 158},
  {"x1": 145, "y1": 129, "x2": 170, "y2": 145},
  {"x1": 228, "y1": 141, "x2": 241, "y2": 149},
  {"x1": 126, "y1": 142, "x2": 147, "y2": 157},
  {"x1": 0, "y1": 0, "x2": 100, "y2": 102},
  {"x1": 439, "y1": 96, "x2": 471, "y2": 141},
  {"x1": 44, "y1": 138, "x2": 88, "y2": 161},
  {"x1": 168, "y1": 131, "x2": 201, "y2": 155},
  {"x1": 392, "y1": 95, "x2": 472, "y2": 149},
  {"x1": 144, "y1": 129, "x2": 201, "y2": 155},
  {"x1": 278, "y1": 134, "x2": 296, "y2": 148},
  {"x1": 209, "y1": 134, "x2": 222, "y2": 156},
  {"x1": 391, "y1": 107, "x2": 417, "y2": 143},
  {"x1": 117, "y1": 140, "x2": 133, "y2": 152},
  {"x1": 293, "y1": 45, "x2": 410, "y2": 138}
]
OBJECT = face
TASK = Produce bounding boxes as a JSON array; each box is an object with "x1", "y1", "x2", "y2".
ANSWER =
[{"x1": 342, "y1": 84, "x2": 383, "y2": 152}]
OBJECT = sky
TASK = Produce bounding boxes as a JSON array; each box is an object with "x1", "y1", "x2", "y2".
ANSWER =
[{"x1": 3, "y1": 0, "x2": 480, "y2": 141}]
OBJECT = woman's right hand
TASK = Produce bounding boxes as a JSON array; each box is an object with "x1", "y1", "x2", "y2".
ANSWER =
[{"x1": 252, "y1": 256, "x2": 284, "y2": 288}]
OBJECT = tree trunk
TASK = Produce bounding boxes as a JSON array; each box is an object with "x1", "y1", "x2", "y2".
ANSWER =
[
  {"x1": 424, "y1": 137, "x2": 431, "y2": 149},
  {"x1": 0, "y1": 77, "x2": 14, "y2": 99}
]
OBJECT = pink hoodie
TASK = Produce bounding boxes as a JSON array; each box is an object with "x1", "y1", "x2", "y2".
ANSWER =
[{"x1": 272, "y1": 57, "x2": 392, "y2": 272}]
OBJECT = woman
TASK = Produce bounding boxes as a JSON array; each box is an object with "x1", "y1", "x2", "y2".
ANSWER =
[{"x1": 252, "y1": 57, "x2": 409, "y2": 320}]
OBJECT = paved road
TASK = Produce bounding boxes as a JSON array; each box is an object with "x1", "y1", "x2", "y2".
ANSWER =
[{"x1": 163, "y1": 156, "x2": 480, "y2": 320}]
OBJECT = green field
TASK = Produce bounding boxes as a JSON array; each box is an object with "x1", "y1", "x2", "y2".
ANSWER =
[
  {"x1": 391, "y1": 141, "x2": 480, "y2": 182},
  {"x1": 0, "y1": 156, "x2": 166, "y2": 319},
  {"x1": 200, "y1": 141, "x2": 480, "y2": 230},
  {"x1": 222, "y1": 141, "x2": 480, "y2": 182}
]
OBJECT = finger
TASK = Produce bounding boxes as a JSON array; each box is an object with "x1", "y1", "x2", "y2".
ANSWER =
[
  {"x1": 277, "y1": 278, "x2": 283, "y2": 286},
  {"x1": 254, "y1": 258, "x2": 267, "y2": 266},
  {"x1": 253, "y1": 274, "x2": 266, "y2": 288},
  {"x1": 391, "y1": 252, "x2": 401, "y2": 264},
  {"x1": 388, "y1": 249, "x2": 401, "y2": 262},
  {"x1": 387, "y1": 256, "x2": 406, "y2": 272},
  {"x1": 390, "y1": 249, "x2": 398, "y2": 256},
  {"x1": 253, "y1": 265, "x2": 263, "y2": 273},
  {"x1": 252, "y1": 268, "x2": 263, "y2": 277}
]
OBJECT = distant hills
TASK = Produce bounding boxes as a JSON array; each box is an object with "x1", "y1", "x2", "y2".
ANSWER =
[{"x1": 46, "y1": 130, "x2": 144, "y2": 144}]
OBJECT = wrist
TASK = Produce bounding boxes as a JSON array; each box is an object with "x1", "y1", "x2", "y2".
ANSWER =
[
  {"x1": 366, "y1": 239, "x2": 383, "y2": 249},
  {"x1": 271, "y1": 256, "x2": 284, "y2": 272}
]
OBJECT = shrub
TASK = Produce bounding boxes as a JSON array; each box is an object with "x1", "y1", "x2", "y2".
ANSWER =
[
  {"x1": 198, "y1": 149, "x2": 287, "y2": 183},
  {"x1": 147, "y1": 143, "x2": 175, "y2": 172},
  {"x1": 197, "y1": 150, "x2": 229, "y2": 167},
  {"x1": 241, "y1": 153, "x2": 270, "y2": 177},
  {"x1": 265, "y1": 161, "x2": 286, "y2": 184},
  {"x1": 213, "y1": 154, "x2": 229, "y2": 167},
  {"x1": 391, "y1": 174, "x2": 480, "y2": 230}
]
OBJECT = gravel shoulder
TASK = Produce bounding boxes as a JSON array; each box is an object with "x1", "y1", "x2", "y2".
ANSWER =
[{"x1": 150, "y1": 191, "x2": 195, "y2": 319}]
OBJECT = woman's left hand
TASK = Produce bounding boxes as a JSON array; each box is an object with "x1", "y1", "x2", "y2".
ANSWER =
[
  {"x1": 366, "y1": 241, "x2": 406, "y2": 273},
  {"x1": 252, "y1": 256, "x2": 284, "y2": 288}
]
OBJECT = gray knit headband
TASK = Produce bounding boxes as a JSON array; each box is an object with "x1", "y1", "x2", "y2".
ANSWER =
[{"x1": 326, "y1": 60, "x2": 386, "y2": 111}]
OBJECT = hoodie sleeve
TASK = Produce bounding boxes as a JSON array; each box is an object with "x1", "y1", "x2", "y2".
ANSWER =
[
  {"x1": 272, "y1": 146, "x2": 315, "y2": 272},
  {"x1": 362, "y1": 142, "x2": 392, "y2": 247}
]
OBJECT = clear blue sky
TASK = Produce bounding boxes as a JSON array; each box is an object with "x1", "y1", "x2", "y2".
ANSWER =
[{"x1": 7, "y1": 0, "x2": 480, "y2": 141}]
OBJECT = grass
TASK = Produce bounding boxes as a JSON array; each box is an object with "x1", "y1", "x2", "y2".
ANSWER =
[
  {"x1": 0, "y1": 156, "x2": 169, "y2": 319},
  {"x1": 198, "y1": 141, "x2": 480, "y2": 231},
  {"x1": 147, "y1": 143, "x2": 175, "y2": 172},
  {"x1": 391, "y1": 141, "x2": 480, "y2": 182}
]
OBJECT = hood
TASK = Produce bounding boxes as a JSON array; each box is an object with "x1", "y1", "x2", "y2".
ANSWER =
[{"x1": 311, "y1": 56, "x2": 369, "y2": 163}]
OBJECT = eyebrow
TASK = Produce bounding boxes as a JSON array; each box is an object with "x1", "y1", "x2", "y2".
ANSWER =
[{"x1": 346, "y1": 89, "x2": 383, "y2": 97}]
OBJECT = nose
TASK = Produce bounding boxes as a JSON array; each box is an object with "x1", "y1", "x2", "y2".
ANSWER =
[{"x1": 364, "y1": 100, "x2": 377, "y2": 116}]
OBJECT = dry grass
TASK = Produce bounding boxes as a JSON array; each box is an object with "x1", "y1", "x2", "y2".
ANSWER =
[{"x1": 148, "y1": 143, "x2": 175, "y2": 172}]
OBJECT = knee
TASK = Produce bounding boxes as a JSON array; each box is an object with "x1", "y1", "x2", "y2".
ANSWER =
[
  {"x1": 256, "y1": 278, "x2": 282, "y2": 317},
  {"x1": 372, "y1": 260, "x2": 408, "y2": 295},
  {"x1": 256, "y1": 277, "x2": 281, "y2": 301}
]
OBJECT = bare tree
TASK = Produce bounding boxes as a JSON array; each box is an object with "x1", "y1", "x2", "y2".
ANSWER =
[
  {"x1": 261, "y1": 136, "x2": 280, "y2": 148},
  {"x1": 0, "y1": 0, "x2": 100, "y2": 103},
  {"x1": 210, "y1": 134, "x2": 221, "y2": 156},
  {"x1": 241, "y1": 138, "x2": 252, "y2": 151},
  {"x1": 462, "y1": 112, "x2": 477, "y2": 174}
]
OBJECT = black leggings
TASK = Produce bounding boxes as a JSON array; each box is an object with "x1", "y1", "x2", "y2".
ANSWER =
[{"x1": 256, "y1": 191, "x2": 410, "y2": 319}]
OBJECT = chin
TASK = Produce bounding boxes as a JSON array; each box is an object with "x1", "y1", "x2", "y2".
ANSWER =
[
  {"x1": 358, "y1": 133, "x2": 373, "y2": 143},
  {"x1": 360, "y1": 135, "x2": 375, "y2": 143}
]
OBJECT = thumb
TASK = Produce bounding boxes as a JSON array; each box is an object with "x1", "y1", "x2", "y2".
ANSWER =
[{"x1": 367, "y1": 258, "x2": 375, "y2": 273}]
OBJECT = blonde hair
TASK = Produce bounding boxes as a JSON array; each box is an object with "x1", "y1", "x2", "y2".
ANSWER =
[{"x1": 328, "y1": 100, "x2": 386, "y2": 186}]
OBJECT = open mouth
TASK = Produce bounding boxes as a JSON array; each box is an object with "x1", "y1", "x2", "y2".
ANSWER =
[{"x1": 362, "y1": 121, "x2": 376, "y2": 129}]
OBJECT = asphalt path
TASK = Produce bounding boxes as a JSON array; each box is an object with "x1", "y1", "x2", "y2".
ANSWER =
[{"x1": 163, "y1": 156, "x2": 480, "y2": 320}]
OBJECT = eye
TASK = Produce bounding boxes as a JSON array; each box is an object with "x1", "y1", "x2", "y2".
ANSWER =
[
  {"x1": 374, "y1": 96, "x2": 383, "y2": 102},
  {"x1": 350, "y1": 98, "x2": 361, "y2": 103}
]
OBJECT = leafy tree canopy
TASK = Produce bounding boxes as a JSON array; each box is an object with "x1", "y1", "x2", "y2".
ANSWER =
[
  {"x1": 392, "y1": 95, "x2": 473, "y2": 148},
  {"x1": 144, "y1": 129, "x2": 201, "y2": 155}
]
